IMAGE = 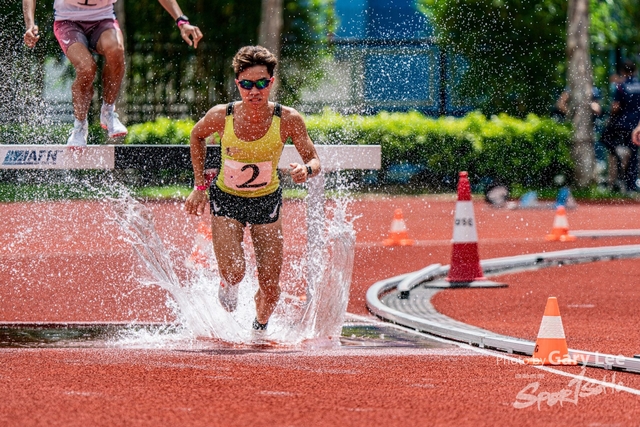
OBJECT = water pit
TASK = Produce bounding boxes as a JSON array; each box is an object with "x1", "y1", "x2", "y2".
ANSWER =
[{"x1": 0, "y1": 321, "x2": 451, "y2": 350}]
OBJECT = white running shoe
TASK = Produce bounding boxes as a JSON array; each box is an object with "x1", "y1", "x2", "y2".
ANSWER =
[
  {"x1": 100, "y1": 108, "x2": 128, "y2": 138},
  {"x1": 218, "y1": 280, "x2": 239, "y2": 312},
  {"x1": 251, "y1": 328, "x2": 270, "y2": 345},
  {"x1": 251, "y1": 319, "x2": 276, "y2": 345},
  {"x1": 67, "y1": 120, "x2": 88, "y2": 147}
]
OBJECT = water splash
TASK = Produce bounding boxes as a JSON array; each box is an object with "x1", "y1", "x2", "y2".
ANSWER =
[
  {"x1": 1, "y1": 168, "x2": 356, "y2": 346},
  {"x1": 110, "y1": 184, "x2": 356, "y2": 346}
]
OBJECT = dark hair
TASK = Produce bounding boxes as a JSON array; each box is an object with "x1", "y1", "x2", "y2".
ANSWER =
[
  {"x1": 621, "y1": 60, "x2": 636, "y2": 75},
  {"x1": 232, "y1": 46, "x2": 278, "y2": 78}
]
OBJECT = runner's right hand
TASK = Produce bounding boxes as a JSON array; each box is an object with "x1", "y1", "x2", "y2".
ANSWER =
[
  {"x1": 179, "y1": 23, "x2": 203, "y2": 48},
  {"x1": 185, "y1": 190, "x2": 208, "y2": 216},
  {"x1": 24, "y1": 25, "x2": 40, "y2": 48}
]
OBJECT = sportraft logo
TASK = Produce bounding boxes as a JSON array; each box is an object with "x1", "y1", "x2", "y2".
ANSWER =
[{"x1": 2, "y1": 149, "x2": 65, "y2": 166}]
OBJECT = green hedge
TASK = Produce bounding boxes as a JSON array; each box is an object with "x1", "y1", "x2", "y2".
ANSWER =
[
  {"x1": 1, "y1": 111, "x2": 573, "y2": 189},
  {"x1": 303, "y1": 110, "x2": 573, "y2": 189},
  {"x1": 125, "y1": 117, "x2": 194, "y2": 145},
  {"x1": 0, "y1": 123, "x2": 106, "y2": 145}
]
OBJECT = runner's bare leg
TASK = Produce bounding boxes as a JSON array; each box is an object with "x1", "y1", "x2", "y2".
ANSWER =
[
  {"x1": 250, "y1": 218, "x2": 283, "y2": 324},
  {"x1": 95, "y1": 27, "x2": 125, "y2": 105},
  {"x1": 211, "y1": 215, "x2": 247, "y2": 286},
  {"x1": 65, "y1": 43, "x2": 97, "y2": 121}
]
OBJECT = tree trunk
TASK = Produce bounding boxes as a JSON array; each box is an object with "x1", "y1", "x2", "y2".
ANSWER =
[
  {"x1": 567, "y1": 0, "x2": 594, "y2": 187},
  {"x1": 193, "y1": 0, "x2": 210, "y2": 117},
  {"x1": 258, "y1": 0, "x2": 283, "y2": 99}
]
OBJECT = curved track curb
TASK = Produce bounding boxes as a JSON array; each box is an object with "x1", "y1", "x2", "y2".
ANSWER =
[{"x1": 366, "y1": 244, "x2": 640, "y2": 374}]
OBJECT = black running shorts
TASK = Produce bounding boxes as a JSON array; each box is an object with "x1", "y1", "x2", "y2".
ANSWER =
[{"x1": 209, "y1": 185, "x2": 282, "y2": 226}]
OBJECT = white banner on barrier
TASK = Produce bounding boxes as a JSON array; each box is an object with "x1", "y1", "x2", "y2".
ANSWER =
[
  {"x1": 0, "y1": 145, "x2": 380, "y2": 171},
  {"x1": 452, "y1": 201, "x2": 478, "y2": 243},
  {"x1": 279, "y1": 145, "x2": 381, "y2": 171},
  {"x1": 0, "y1": 145, "x2": 115, "y2": 170}
]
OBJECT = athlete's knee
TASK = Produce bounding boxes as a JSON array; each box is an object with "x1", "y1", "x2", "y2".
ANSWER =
[
  {"x1": 74, "y1": 59, "x2": 97, "y2": 82},
  {"x1": 102, "y1": 41, "x2": 125, "y2": 65}
]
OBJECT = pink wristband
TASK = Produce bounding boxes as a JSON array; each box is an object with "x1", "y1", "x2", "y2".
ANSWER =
[
  {"x1": 194, "y1": 185, "x2": 208, "y2": 191},
  {"x1": 177, "y1": 19, "x2": 189, "y2": 27}
]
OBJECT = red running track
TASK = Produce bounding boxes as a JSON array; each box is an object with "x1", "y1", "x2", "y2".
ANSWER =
[{"x1": 1, "y1": 195, "x2": 640, "y2": 426}]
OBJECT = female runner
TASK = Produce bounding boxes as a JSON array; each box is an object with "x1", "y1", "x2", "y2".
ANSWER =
[{"x1": 185, "y1": 45, "x2": 321, "y2": 333}]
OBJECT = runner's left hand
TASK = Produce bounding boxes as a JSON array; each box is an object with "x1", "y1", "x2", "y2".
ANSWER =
[
  {"x1": 289, "y1": 163, "x2": 308, "y2": 184},
  {"x1": 179, "y1": 24, "x2": 203, "y2": 48}
]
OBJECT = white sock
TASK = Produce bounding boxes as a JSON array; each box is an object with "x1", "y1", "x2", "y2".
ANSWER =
[
  {"x1": 101, "y1": 103, "x2": 115, "y2": 112},
  {"x1": 74, "y1": 118, "x2": 88, "y2": 128}
]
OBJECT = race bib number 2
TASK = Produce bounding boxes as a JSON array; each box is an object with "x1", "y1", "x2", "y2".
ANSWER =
[
  {"x1": 65, "y1": 0, "x2": 115, "y2": 8},
  {"x1": 223, "y1": 159, "x2": 272, "y2": 192}
]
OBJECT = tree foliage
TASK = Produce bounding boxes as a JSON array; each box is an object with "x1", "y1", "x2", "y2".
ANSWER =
[
  {"x1": 420, "y1": 0, "x2": 640, "y2": 116},
  {"x1": 590, "y1": 0, "x2": 640, "y2": 97},
  {"x1": 117, "y1": 0, "x2": 334, "y2": 119},
  {"x1": 590, "y1": 0, "x2": 640, "y2": 52},
  {"x1": 419, "y1": 0, "x2": 568, "y2": 117},
  {"x1": 275, "y1": 0, "x2": 336, "y2": 106},
  {"x1": 122, "y1": 0, "x2": 262, "y2": 119}
]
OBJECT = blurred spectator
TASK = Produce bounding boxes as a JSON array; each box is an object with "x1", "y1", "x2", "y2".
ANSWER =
[
  {"x1": 552, "y1": 85, "x2": 605, "y2": 185},
  {"x1": 601, "y1": 60, "x2": 640, "y2": 193},
  {"x1": 553, "y1": 87, "x2": 603, "y2": 120}
]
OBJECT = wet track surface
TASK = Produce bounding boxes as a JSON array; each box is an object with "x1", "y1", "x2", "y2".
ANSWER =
[
  {"x1": 3, "y1": 197, "x2": 640, "y2": 426},
  {"x1": 0, "y1": 319, "x2": 453, "y2": 350}
]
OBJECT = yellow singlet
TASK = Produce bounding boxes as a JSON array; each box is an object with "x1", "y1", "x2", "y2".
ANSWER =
[{"x1": 216, "y1": 102, "x2": 284, "y2": 198}]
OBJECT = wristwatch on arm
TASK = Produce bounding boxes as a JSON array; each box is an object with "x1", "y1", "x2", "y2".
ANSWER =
[{"x1": 176, "y1": 15, "x2": 189, "y2": 27}]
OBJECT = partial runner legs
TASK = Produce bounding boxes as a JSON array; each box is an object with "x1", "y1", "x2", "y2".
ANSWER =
[
  {"x1": 250, "y1": 219, "x2": 283, "y2": 325},
  {"x1": 65, "y1": 26, "x2": 127, "y2": 143},
  {"x1": 211, "y1": 214, "x2": 283, "y2": 326}
]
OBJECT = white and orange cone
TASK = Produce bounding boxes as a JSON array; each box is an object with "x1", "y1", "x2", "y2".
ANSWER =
[
  {"x1": 185, "y1": 168, "x2": 218, "y2": 270},
  {"x1": 186, "y1": 221, "x2": 214, "y2": 270},
  {"x1": 447, "y1": 171, "x2": 486, "y2": 283},
  {"x1": 204, "y1": 168, "x2": 218, "y2": 188},
  {"x1": 382, "y1": 208, "x2": 415, "y2": 246},
  {"x1": 545, "y1": 205, "x2": 576, "y2": 242},
  {"x1": 525, "y1": 297, "x2": 577, "y2": 366}
]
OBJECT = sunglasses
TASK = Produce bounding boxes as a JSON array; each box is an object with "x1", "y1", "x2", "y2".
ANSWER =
[{"x1": 237, "y1": 78, "x2": 272, "y2": 90}]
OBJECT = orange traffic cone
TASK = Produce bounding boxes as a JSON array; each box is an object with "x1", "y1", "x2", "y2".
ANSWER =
[
  {"x1": 545, "y1": 206, "x2": 576, "y2": 242},
  {"x1": 186, "y1": 221, "x2": 214, "y2": 269},
  {"x1": 525, "y1": 297, "x2": 577, "y2": 366},
  {"x1": 383, "y1": 208, "x2": 415, "y2": 246}
]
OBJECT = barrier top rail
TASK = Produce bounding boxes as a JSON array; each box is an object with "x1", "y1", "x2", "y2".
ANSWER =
[{"x1": 0, "y1": 145, "x2": 381, "y2": 171}]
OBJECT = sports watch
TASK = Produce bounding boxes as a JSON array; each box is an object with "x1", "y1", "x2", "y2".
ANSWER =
[
  {"x1": 176, "y1": 15, "x2": 189, "y2": 26},
  {"x1": 306, "y1": 165, "x2": 313, "y2": 176}
]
